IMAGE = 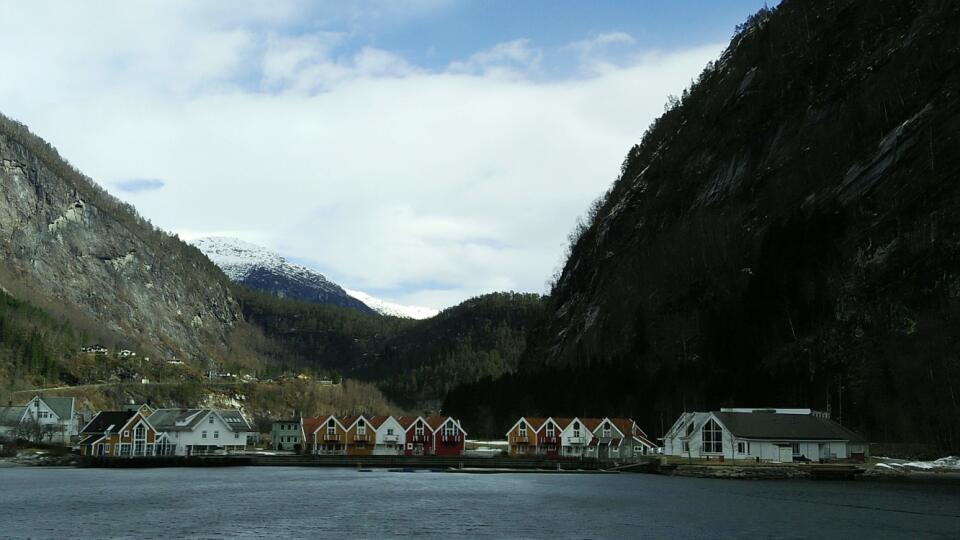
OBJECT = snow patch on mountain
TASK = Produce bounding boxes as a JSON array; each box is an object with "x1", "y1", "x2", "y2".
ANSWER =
[
  {"x1": 192, "y1": 236, "x2": 339, "y2": 293},
  {"x1": 345, "y1": 289, "x2": 438, "y2": 320},
  {"x1": 192, "y1": 236, "x2": 437, "y2": 319}
]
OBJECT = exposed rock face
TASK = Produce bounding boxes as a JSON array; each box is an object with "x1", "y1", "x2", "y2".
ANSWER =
[
  {"x1": 0, "y1": 119, "x2": 243, "y2": 362},
  {"x1": 521, "y1": 0, "x2": 960, "y2": 448}
]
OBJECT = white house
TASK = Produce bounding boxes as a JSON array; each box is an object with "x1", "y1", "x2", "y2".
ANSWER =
[
  {"x1": 0, "y1": 396, "x2": 77, "y2": 444},
  {"x1": 558, "y1": 417, "x2": 596, "y2": 458},
  {"x1": 371, "y1": 415, "x2": 405, "y2": 455},
  {"x1": 663, "y1": 408, "x2": 868, "y2": 462},
  {"x1": 147, "y1": 408, "x2": 253, "y2": 456}
]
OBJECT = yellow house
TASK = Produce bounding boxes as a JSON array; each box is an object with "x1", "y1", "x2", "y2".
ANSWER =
[{"x1": 79, "y1": 410, "x2": 157, "y2": 457}]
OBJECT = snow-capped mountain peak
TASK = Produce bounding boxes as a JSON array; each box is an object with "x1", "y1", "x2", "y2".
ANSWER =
[
  {"x1": 345, "y1": 289, "x2": 439, "y2": 320},
  {"x1": 192, "y1": 237, "x2": 437, "y2": 319}
]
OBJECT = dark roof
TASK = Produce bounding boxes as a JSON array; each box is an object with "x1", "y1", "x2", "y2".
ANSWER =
[
  {"x1": 78, "y1": 434, "x2": 106, "y2": 446},
  {"x1": 0, "y1": 406, "x2": 26, "y2": 428},
  {"x1": 713, "y1": 412, "x2": 866, "y2": 443},
  {"x1": 82, "y1": 411, "x2": 137, "y2": 434},
  {"x1": 38, "y1": 396, "x2": 74, "y2": 420}
]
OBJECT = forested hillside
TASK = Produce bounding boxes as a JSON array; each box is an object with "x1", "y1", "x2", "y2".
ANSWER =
[
  {"x1": 447, "y1": 0, "x2": 960, "y2": 450},
  {"x1": 236, "y1": 287, "x2": 545, "y2": 407}
]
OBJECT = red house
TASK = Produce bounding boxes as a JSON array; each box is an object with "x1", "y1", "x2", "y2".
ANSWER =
[
  {"x1": 399, "y1": 416, "x2": 433, "y2": 456},
  {"x1": 427, "y1": 416, "x2": 466, "y2": 456},
  {"x1": 536, "y1": 417, "x2": 562, "y2": 458}
]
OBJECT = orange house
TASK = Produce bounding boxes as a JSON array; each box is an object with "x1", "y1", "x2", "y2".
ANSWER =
[
  {"x1": 79, "y1": 410, "x2": 157, "y2": 457},
  {"x1": 342, "y1": 415, "x2": 375, "y2": 456},
  {"x1": 506, "y1": 417, "x2": 546, "y2": 457},
  {"x1": 308, "y1": 415, "x2": 347, "y2": 455}
]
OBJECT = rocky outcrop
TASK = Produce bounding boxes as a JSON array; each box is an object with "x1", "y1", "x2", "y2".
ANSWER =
[
  {"x1": 519, "y1": 0, "x2": 960, "y2": 449},
  {"x1": 0, "y1": 118, "x2": 243, "y2": 363}
]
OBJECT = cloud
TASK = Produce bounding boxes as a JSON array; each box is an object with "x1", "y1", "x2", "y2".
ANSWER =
[
  {"x1": 114, "y1": 178, "x2": 166, "y2": 193},
  {"x1": 0, "y1": 3, "x2": 724, "y2": 310},
  {"x1": 448, "y1": 39, "x2": 543, "y2": 77}
]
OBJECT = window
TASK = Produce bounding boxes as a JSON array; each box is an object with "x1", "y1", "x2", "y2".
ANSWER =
[
  {"x1": 518, "y1": 422, "x2": 527, "y2": 437},
  {"x1": 209, "y1": 416, "x2": 214, "y2": 424},
  {"x1": 357, "y1": 419, "x2": 366, "y2": 436},
  {"x1": 415, "y1": 420, "x2": 424, "y2": 437},
  {"x1": 202, "y1": 431, "x2": 208, "y2": 439},
  {"x1": 444, "y1": 421, "x2": 457, "y2": 437},
  {"x1": 682, "y1": 441, "x2": 690, "y2": 452},
  {"x1": 572, "y1": 421, "x2": 581, "y2": 438},
  {"x1": 235, "y1": 433, "x2": 240, "y2": 439},
  {"x1": 702, "y1": 419, "x2": 723, "y2": 454},
  {"x1": 737, "y1": 441, "x2": 746, "y2": 454},
  {"x1": 602, "y1": 422, "x2": 611, "y2": 438},
  {"x1": 387, "y1": 428, "x2": 394, "y2": 435},
  {"x1": 214, "y1": 431, "x2": 219, "y2": 439},
  {"x1": 546, "y1": 423, "x2": 555, "y2": 437},
  {"x1": 123, "y1": 430, "x2": 130, "y2": 438},
  {"x1": 791, "y1": 443, "x2": 800, "y2": 456}
]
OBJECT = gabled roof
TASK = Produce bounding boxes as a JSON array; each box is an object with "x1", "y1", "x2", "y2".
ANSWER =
[
  {"x1": 397, "y1": 416, "x2": 425, "y2": 430},
  {"x1": 302, "y1": 417, "x2": 323, "y2": 440},
  {"x1": 148, "y1": 409, "x2": 248, "y2": 432},
  {"x1": 580, "y1": 418, "x2": 603, "y2": 432},
  {"x1": 425, "y1": 415, "x2": 455, "y2": 432},
  {"x1": 80, "y1": 411, "x2": 138, "y2": 434},
  {"x1": 367, "y1": 415, "x2": 390, "y2": 429},
  {"x1": 78, "y1": 434, "x2": 106, "y2": 446},
  {"x1": 712, "y1": 412, "x2": 867, "y2": 443},
  {"x1": 0, "y1": 406, "x2": 26, "y2": 428},
  {"x1": 33, "y1": 396, "x2": 74, "y2": 420},
  {"x1": 309, "y1": 415, "x2": 347, "y2": 434}
]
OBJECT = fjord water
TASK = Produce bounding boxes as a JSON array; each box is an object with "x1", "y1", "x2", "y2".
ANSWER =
[{"x1": 0, "y1": 468, "x2": 957, "y2": 539}]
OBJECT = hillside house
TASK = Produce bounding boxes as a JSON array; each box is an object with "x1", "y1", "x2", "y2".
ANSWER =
[
  {"x1": 78, "y1": 409, "x2": 157, "y2": 457},
  {"x1": 663, "y1": 408, "x2": 869, "y2": 462}
]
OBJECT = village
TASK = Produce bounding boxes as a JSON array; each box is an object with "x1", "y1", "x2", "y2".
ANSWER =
[{"x1": 0, "y1": 392, "x2": 886, "y2": 477}]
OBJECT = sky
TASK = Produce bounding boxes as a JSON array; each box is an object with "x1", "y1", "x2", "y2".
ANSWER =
[{"x1": 0, "y1": 0, "x2": 774, "y2": 310}]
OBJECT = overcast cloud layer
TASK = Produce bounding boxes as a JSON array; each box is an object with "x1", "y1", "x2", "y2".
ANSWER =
[{"x1": 1, "y1": 1, "x2": 727, "y2": 309}]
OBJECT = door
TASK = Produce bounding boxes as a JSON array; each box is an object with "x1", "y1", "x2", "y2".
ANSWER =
[
  {"x1": 96, "y1": 444, "x2": 104, "y2": 456},
  {"x1": 777, "y1": 446, "x2": 792, "y2": 463}
]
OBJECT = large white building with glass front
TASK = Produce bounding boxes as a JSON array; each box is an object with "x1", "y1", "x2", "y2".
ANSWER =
[{"x1": 663, "y1": 408, "x2": 869, "y2": 462}]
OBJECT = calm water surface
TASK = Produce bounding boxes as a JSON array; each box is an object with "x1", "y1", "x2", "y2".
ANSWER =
[{"x1": 0, "y1": 467, "x2": 957, "y2": 539}]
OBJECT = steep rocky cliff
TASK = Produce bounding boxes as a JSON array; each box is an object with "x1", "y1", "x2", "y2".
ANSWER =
[
  {"x1": 0, "y1": 116, "x2": 247, "y2": 365},
  {"x1": 448, "y1": 0, "x2": 960, "y2": 448}
]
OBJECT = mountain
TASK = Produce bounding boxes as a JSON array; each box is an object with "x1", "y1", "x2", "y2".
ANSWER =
[
  {"x1": 344, "y1": 289, "x2": 438, "y2": 320},
  {"x1": 0, "y1": 114, "x2": 254, "y2": 370},
  {"x1": 192, "y1": 237, "x2": 375, "y2": 315},
  {"x1": 446, "y1": 0, "x2": 960, "y2": 449}
]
